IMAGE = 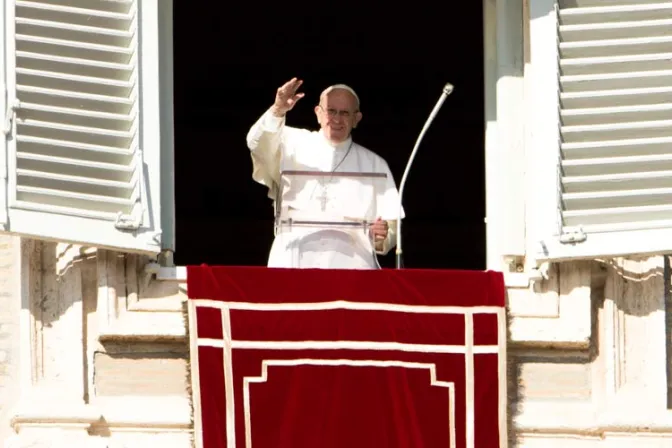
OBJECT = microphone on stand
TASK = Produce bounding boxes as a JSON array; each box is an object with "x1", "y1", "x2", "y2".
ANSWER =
[{"x1": 395, "y1": 83, "x2": 454, "y2": 269}]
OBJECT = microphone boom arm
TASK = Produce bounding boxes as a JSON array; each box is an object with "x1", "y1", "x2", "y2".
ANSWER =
[{"x1": 395, "y1": 83, "x2": 454, "y2": 269}]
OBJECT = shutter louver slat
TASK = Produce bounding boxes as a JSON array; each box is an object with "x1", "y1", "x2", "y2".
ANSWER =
[
  {"x1": 564, "y1": 187, "x2": 672, "y2": 209},
  {"x1": 17, "y1": 86, "x2": 135, "y2": 114},
  {"x1": 16, "y1": 17, "x2": 135, "y2": 44},
  {"x1": 17, "y1": 186, "x2": 136, "y2": 213},
  {"x1": 16, "y1": 0, "x2": 133, "y2": 22},
  {"x1": 16, "y1": 34, "x2": 134, "y2": 62},
  {"x1": 12, "y1": 0, "x2": 141, "y2": 226},
  {"x1": 17, "y1": 52, "x2": 134, "y2": 75},
  {"x1": 562, "y1": 104, "x2": 672, "y2": 125},
  {"x1": 562, "y1": 136, "x2": 672, "y2": 159},
  {"x1": 17, "y1": 169, "x2": 135, "y2": 195},
  {"x1": 567, "y1": 0, "x2": 670, "y2": 6},
  {"x1": 563, "y1": 170, "x2": 672, "y2": 192},
  {"x1": 20, "y1": 103, "x2": 134, "y2": 130},
  {"x1": 563, "y1": 205, "x2": 672, "y2": 227},
  {"x1": 562, "y1": 70, "x2": 672, "y2": 92},
  {"x1": 16, "y1": 68, "x2": 134, "y2": 96},
  {"x1": 557, "y1": 0, "x2": 672, "y2": 237},
  {"x1": 18, "y1": 153, "x2": 135, "y2": 178},
  {"x1": 561, "y1": 19, "x2": 672, "y2": 41},
  {"x1": 563, "y1": 154, "x2": 672, "y2": 175},
  {"x1": 16, "y1": 136, "x2": 133, "y2": 162}
]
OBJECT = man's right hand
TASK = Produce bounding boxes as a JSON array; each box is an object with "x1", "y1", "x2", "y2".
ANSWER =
[{"x1": 271, "y1": 78, "x2": 305, "y2": 117}]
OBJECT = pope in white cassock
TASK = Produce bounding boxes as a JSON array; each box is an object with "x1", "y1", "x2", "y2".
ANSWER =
[{"x1": 246, "y1": 78, "x2": 404, "y2": 269}]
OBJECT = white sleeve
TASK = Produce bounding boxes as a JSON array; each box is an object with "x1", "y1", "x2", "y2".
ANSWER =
[{"x1": 245, "y1": 108, "x2": 286, "y2": 199}]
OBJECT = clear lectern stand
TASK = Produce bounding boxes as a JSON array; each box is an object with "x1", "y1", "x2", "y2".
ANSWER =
[{"x1": 274, "y1": 169, "x2": 388, "y2": 268}]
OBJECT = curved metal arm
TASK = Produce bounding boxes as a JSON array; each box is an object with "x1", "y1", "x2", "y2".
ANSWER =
[{"x1": 396, "y1": 83, "x2": 454, "y2": 269}]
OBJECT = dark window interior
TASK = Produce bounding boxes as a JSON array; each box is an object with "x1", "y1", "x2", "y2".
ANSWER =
[{"x1": 173, "y1": 4, "x2": 485, "y2": 270}]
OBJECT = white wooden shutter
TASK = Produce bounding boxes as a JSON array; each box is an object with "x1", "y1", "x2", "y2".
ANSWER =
[
  {"x1": 3, "y1": 0, "x2": 164, "y2": 254},
  {"x1": 538, "y1": 0, "x2": 672, "y2": 261},
  {"x1": 0, "y1": 4, "x2": 9, "y2": 230}
]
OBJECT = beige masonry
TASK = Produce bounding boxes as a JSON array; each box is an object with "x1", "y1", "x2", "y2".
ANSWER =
[{"x1": 1, "y1": 239, "x2": 671, "y2": 447}]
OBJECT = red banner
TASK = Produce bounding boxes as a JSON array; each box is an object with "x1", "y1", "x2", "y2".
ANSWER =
[{"x1": 188, "y1": 266, "x2": 507, "y2": 448}]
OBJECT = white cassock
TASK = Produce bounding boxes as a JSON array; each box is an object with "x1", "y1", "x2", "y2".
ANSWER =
[{"x1": 246, "y1": 108, "x2": 405, "y2": 269}]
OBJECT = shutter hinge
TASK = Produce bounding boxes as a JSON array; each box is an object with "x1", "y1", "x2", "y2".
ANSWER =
[
  {"x1": 114, "y1": 211, "x2": 142, "y2": 230},
  {"x1": 3, "y1": 100, "x2": 20, "y2": 136},
  {"x1": 559, "y1": 226, "x2": 587, "y2": 244}
]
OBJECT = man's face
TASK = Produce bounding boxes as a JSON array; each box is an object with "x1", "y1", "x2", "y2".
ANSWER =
[{"x1": 314, "y1": 89, "x2": 362, "y2": 143}]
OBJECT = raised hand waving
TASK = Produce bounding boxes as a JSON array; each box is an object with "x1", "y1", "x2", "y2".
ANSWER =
[{"x1": 271, "y1": 78, "x2": 305, "y2": 117}]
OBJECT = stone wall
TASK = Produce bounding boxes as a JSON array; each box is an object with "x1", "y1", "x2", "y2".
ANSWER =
[
  {"x1": 3, "y1": 238, "x2": 672, "y2": 447},
  {"x1": 0, "y1": 236, "x2": 19, "y2": 444},
  {"x1": 2, "y1": 241, "x2": 191, "y2": 448},
  {"x1": 511, "y1": 256, "x2": 672, "y2": 447}
]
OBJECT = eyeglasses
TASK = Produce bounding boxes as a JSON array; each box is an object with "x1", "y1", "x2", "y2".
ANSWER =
[{"x1": 320, "y1": 106, "x2": 357, "y2": 118}]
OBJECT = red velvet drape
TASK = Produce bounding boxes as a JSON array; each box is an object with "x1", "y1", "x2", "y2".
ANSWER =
[{"x1": 188, "y1": 266, "x2": 506, "y2": 448}]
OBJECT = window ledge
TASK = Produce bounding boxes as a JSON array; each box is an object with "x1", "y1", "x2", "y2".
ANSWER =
[
  {"x1": 157, "y1": 265, "x2": 534, "y2": 288},
  {"x1": 148, "y1": 264, "x2": 592, "y2": 349},
  {"x1": 154, "y1": 265, "x2": 187, "y2": 282}
]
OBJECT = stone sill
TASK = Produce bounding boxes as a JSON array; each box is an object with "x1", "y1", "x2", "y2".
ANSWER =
[
  {"x1": 155, "y1": 266, "x2": 187, "y2": 282},
  {"x1": 516, "y1": 400, "x2": 672, "y2": 435},
  {"x1": 155, "y1": 265, "x2": 528, "y2": 288},
  {"x1": 11, "y1": 396, "x2": 191, "y2": 431},
  {"x1": 152, "y1": 265, "x2": 591, "y2": 349}
]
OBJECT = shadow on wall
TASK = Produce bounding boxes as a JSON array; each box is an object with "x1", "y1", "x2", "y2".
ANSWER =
[
  {"x1": 664, "y1": 257, "x2": 672, "y2": 409},
  {"x1": 530, "y1": 0, "x2": 560, "y2": 19}
]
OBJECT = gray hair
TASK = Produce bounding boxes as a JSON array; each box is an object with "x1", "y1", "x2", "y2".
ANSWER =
[{"x1": 320, "y1": 84, "x2": 360, "y2": 109}]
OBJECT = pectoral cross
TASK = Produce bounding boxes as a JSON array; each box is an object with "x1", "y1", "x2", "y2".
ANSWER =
[{"x1": 317, "y1": 188, "x2": 329, "y2": 211}]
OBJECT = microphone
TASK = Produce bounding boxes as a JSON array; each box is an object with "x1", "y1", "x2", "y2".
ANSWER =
[{"x1": 395, "y1": 83, "x2": 454, "y2": 269}]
